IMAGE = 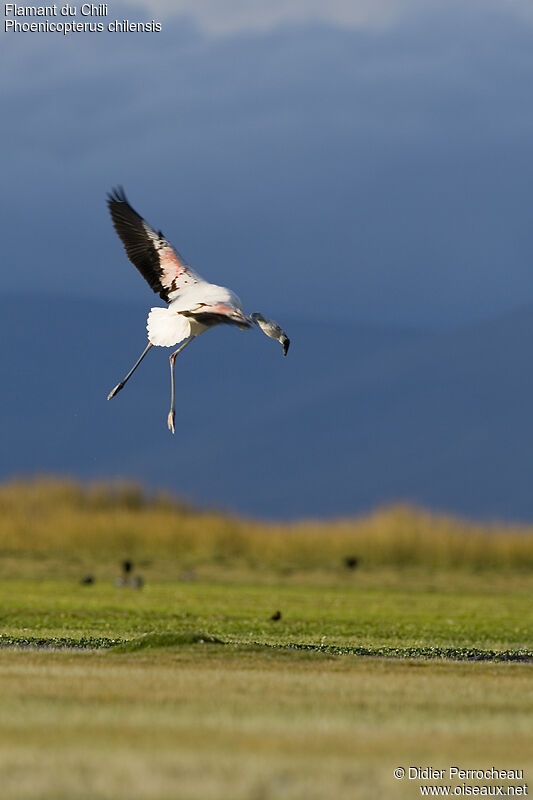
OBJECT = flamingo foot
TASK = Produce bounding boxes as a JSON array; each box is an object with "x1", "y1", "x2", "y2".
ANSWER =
[
  {"x1": 167, "y1": 410, "x2": 175, "y2": 434},
  {"x1": 107, "y1": 382, "x2": 124, "y2": 400}
]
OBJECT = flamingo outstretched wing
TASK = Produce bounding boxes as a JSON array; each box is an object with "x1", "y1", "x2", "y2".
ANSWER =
[{"x1": 107, "y1": 187, "x2": 202, "y2": 302}]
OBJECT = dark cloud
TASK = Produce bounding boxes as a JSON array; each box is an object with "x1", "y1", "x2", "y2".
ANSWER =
[{"x1": 3, "y1": 4, "x2": 533, "y2": 325}]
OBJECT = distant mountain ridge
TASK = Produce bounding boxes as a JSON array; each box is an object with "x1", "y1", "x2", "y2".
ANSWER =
[{"x1": 2, "y1": 293, "x2": 533, "y2": 521}]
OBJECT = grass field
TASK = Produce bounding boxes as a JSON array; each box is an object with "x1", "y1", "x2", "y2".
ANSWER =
[{"x1": 0, "y1": 480, "x2": 532, "y2": 798}]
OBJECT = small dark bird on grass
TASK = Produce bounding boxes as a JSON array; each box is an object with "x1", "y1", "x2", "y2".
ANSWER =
[
  {"x1": 115, "y1": 560, "x2": 133, "y2": 587},
  {"x1": 80, "y1": 575, "x2": 95, "y2": 585},
  {"x1": 344, "y1": 556, "x2": 359, "y2": 570},
  {"x1": 271, "y1": 610, "x2": 282, "y2": 621},
  {"x1": 115, "y1": 560, "x2": 144, "y2": 589}
]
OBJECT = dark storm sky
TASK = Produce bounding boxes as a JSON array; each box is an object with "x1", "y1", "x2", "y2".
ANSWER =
[{"x1": 2, "y1": 0, "x2": 533, "y2": 327}]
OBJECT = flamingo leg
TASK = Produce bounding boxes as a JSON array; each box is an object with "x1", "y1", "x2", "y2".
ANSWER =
[
  {"x1": 107, "y1": 342, "x2": 153, "y2": 400},
  {"x1": 168, "y1": 337, "x2": 194, "y2": 433}
]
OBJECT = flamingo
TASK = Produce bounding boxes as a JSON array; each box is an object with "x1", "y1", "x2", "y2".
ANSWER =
[{"x1": 106, "y1": 187, "x2": 290, "y2": 433}]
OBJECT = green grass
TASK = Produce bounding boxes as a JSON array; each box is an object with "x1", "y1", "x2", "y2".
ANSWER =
[
  {"x1": 0, "y1": 578, "x2": 531, "y2": 800},
  {"x1": 0, "y1": 574, "x2": 531, "y2": 658},
  {"x1": 0, "y1": 479, "x2": 532, "y2": 798}
]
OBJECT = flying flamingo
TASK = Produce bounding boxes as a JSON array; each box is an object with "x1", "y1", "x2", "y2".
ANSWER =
[{"x1": 106, "y1": 187, "x2": 290, "y2": 433}]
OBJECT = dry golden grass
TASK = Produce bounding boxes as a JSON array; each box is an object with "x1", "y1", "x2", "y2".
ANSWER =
[
  {"x1": 0, "y1": 647, "x2": 531, "y2": 800},
  {"x1": 1, "y1": 477, "x2": 533, "y2": 575}
]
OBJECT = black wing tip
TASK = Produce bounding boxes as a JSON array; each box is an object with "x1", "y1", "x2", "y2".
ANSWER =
[{"x1": 107, "y1": 185, "x2": 128, "y2": 206}]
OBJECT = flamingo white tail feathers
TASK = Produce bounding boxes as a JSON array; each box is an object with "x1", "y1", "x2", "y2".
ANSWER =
[{"x1": 147, "y1": 308, "x2": 191, "y2": 347}]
